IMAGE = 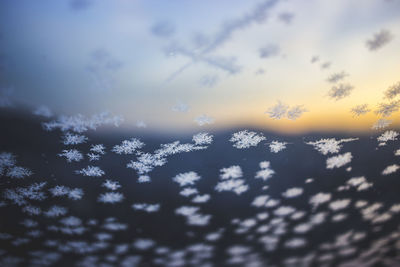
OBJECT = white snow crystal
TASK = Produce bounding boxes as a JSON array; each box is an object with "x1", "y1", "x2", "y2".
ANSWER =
[
  {"x1": 230, "y1": 130, "x2": 266, "y2": 149},
  {"x1": 265, "y1": 101, "x2": 288, "y2": 119},
  {"x1": 98, "y1": 192, "x2": 124, "y2": 203},
  {"x1": 194, "y1": 115, "x2": 214, "y2": 126},
  {"x1": 112, "y1": 138, "x2": 144, "y2": 154},
  {"x1": 328, "y1": 83, "x2": 354, "y2": 100},
  {"x1": 173, "y1": 172, "x2": 201, "y2": 186},
  {"x1": 382, "y1": 164, "x2": 400, "y2": 175},
  {"x1": 326, "y1": 152, "x2": 352, "y2": 169},
  {"x1": 269, "y1": 141, "x2": 287, "y2": 153},
  {"x1": 58, "y1": 149, "x2": 83, "y2": 162},
  {"x1": 76, "y1": 166, "x2": 104, "y2": 177}
]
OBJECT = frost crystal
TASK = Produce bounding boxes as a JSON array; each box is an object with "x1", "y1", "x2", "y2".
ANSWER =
[
  {"x1": 328, "y1": 83, "x2": 354, "y2": 100},
  {"x1": 382, "y1": 164, "x2": 400, "y2": 175},
  {"x1": 326, "y1": 71, "x2": 348, "y2": 83},
  {"x1": 282, "y1": 187, "x2": 303, "y2": 198},
  {"x1": 58, "y1": 149, "x2": 83, "y2": 162},
  {"x1": 62, "y1": 133, "x2": 88, "y2": 145},
  {"x1": 172, "y1": 101, "x2": 189, "y2": 113},
  {"x1": 351, "y1": 104, "x2": 370, "y2": 116},
  {"x1": 326, "y1": 152, "x2": 352, "y2": 169},
  {"x1": 33, "y1": 105, "x2": 53, "y2": 118},
  {"x1": 265, "y1": 101, "x2": 288, "y2": 119},
  {"x1": 87, "y1": 153, "x2": 100, "y2": 161},
  {"x1": 230, "y1": 130, "x2": 266, "y2": 149},
  {"x1": 98, "y1": 192, "x2": 124, "y2": 203},
  {"x1": 102, "y1": 180, "x2": 121, "y2": 191},
  {"x1": 6, "y1": 166, "x2": 32, "y2": 179},
  {"x1": 375, "y1": 100, "x2": 400, "y2": 117},
  {"x1": 269, "y1": 141, "x2": 287, "y2": 153},
  {"x1": 76, "y1": 166, "x2": 104, "y2": 177},
  {"x1": 384, "y1": 82, "x2": 400, "y2": 99},
  {"x1": 306, "y1": 138, "x2": 358, "y2": 155},
  {"x1": 90, "y1": 144, "x2": 106, "y2": 154},
  {"x1": 372, "y1": 119, "x2": 391, "y2": 130},
  {"x1": 132, "y1": 203, "x2": 160, "y2": 213},
  {"x1": 287, "y1": 105, "x2": 307, "y2": 120},
  {"x1": 255, "y1": 161, "x2": 275, "y2": 181},
  {"x1": 194, "y1": 114, "x2": 215, "y2": 126},
  {"x1": 43, "y1": 112, "x2": 123, "y2": 133},
  {"x1": 309, "y1": 193, "x2": 331, "y2": 209},
  {"x1": 173, "y1": 172, "x2": 201, "y2": 187},
  {"x1": 192, "y1": 132, "x2": 213, "y2": 145},
  {"x1": 377, "y1": 130, "x2": 399, "y2": 143},
  {"x1": 220, "y1": 166, "x2": 242, "y2": 179},
  {"x1": 112, "y1": 138, "x2": 144, "y2": 154}
]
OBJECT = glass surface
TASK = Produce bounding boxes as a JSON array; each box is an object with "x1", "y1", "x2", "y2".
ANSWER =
[{"x1": 0, "y1": 0, "x2": 400, "y2": 266}]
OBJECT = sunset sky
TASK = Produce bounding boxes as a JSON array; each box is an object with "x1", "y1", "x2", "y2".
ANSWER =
[{"x1": 0, "y1": 0, "x2": 399, "y2": 133}]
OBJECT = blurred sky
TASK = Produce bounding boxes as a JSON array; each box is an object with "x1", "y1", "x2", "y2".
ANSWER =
[{"x1": 0, "y1": 0, "x2": 399, "y2": 133}]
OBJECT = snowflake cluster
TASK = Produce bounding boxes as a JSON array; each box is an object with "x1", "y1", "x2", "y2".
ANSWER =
[{"x1": 230, "y1": 130, "x2": 266, "y2": 149}]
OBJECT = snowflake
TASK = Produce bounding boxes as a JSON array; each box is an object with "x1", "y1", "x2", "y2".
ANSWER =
[
  {"x1": 269, "y1": 141, "x2": 287, "y2": 153},
  {"x1": 220, "y1": 166, "x2": 242, "y2": 179},
  {"x1": 326, "y1": 71, "x2": 348, "y2": 83},
  {"x1": 192, "y1": 194, "x2": 210, "y2": 203},
  {"x1": 287, "y1": 105, "x2": 307, "y2": 120},
  {"x1": 284, "y1": 238, "x2": 307, "y2": 249},
  {"x1": 6, "y1": 166, "x2": 32, "y2": 179},
  {"x1": 306, "y1": 138, "x2": 358, "y2": 155},
  {"x1": 87, "y1": 153, "x2": 100, "y2": 161},
  {"x1": 309, "y1": 193, "x2": 331, "y2": 209},
  {"x1": 112, "y1": 138, "x2": 144, "y2": 154},
  {"x1": 251, "y1": 195, "x2": 269, "y2": 207},
  {"x1": 132, "y1": 203, "x2": 160, "y2": 213},
  {"x1": 282, "y1": 187, "x2": 303, "y2": 198},
  {"x1": 33, "y1": 105, "x2": 53, "y2": 118},
  {"x1": 192, "y1": 132, "x2": 213, "y2": 145},
  {"x1": 76, "y1": 166, "x2": 104, "y2": 177},
  {"x1": 133, "y1": 239, "x2": 155, "y2": 250},
  {"x1": 395, "y1": 149, "x2": 400, "y2": 156},
  {"x1": 328, "y1": 83, "x2": 354, "y2": 100},
  {"x1": 377, "y1": 130, "x2": 399, "y2": 142},
  {"x1": 90, "y1": 144, "x2": 106, "y2": 154},
  {"x1": 60, "y1": 216, "x2": 82, "y2": 227},
  {"x1": 62, "y1": 133, "x2": 88, "y2": 145},
  {"x1": 230, "y1": 130, "x2": 266, "y2": 149},
  {"x1": 255, "y1": 161, "x2": 275, "y2": 181},
  {"x1": 127, "y1": 153, "x2": 166, "y2": 174},
  {"x1": 194, "y1": 114, "x2": 215, "y2": 126},
  {"x1": 375, "y1": 100, "x2": 400, "y2": 117},
  {"x1": 329, "y1": 199, "x2": 351, "y2": 211},
  {"x1": 366, "y1": 29, "x2": 393, "y2": 51},
  {"x1": 136, "y1": 120, "x2": 147, "y2": 128},
  {"x1": 98, "y1": 192, "x2": 124, "y2": 203},
  {"x1": 180, "y1": 187, "x2": 198, "y2": 197},
  {"x1": 372, "y1": 119, "x2": 391, "y2": 130},
  {"x1": 102, "y1": 180, "x2": 121, "y2": 190},
  {"x1": 382, "y1": 164, "x2": 400, "y2": 175},
  {"x1": 44, "y1": 206, "x2": 68, "y2": 218},
  {"x1": 265, "y1": 101, "x2": 288, "y2": 119},
  {"x1": 215, "y1": 179, "x2": 248, "y2": 195},
  {"x1": 384, "y1": 82, "x2": 400, "y2": 99},
  {"x1": 351, "y1": 104, "x2": 370, "y2": 116},
  {"x1": 138, "y1": 175, "x2": 151, "y2": 183},
  {"x1": 0, "y1": 152, "x2": 16, "y2": 169},
  {"x1": 172, "y1": 101, "x2": 190, "y2": 113},
  {"x1": 58, "y1": 149, "x2": 83, "y2": 162},
  {"x1": 173, "y1": 172, "x2": 201, "y2": 187},
  {"x1": 326, "y1": 152, "x2": 352, "y2": 169},
  {"x1": 43, "y1": 112, "x2": 123, "y2": 133}
]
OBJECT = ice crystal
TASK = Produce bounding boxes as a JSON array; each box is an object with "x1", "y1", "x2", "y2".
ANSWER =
[
  {"x1": 98, "y1": 192, "x2": 124, "y2": 203},
  {"x1": 326, "y1": 71, "x2": 348, "y2": 83},
  {"x1": 328, "y1": 83, "x2": 354, "y2": 100},
  {"x1": 112, "y1": 138, "x2": 144, "y2": 154},
  {"x1": 287, "y1": 105, "x2": 307, "y2": 120},
  {"x1": 230, "y1": 130, "x2": 266, "y2": 149},
  {"x1": 306, "y1": 138, "x2": 358, "y2": 155},
  {"x1": 377, "y1": 130, "x2": 399, "y2": 142},
  {"x1": 265, "y1": 101, "x2": 288, "y2": 119},
  {"x1": 326, "y1": 152, "x2": 352, "y2": 169},
  {"x1": 132, "y1": 203, "x2": 160, "y2": 213},
  {"x1": 58, "y1": 149, "x2": 83, "y2": 162},
  {"x1": 76, "y1": 166, "x2": 104, "y2": 177},
  {"x1": 173, "y1": 172, "x2": 201, "y2": 187},
  {"x1": 192, "y1": 132, "x2": 213, "y2": 145},
  {"x1": 372, "y1": 119, "x2": 391, "y2": 129},
  {"x1": 269, "y1": 141, "x2": 287, "y2": 153},
  {"x1": 375, "y1": 100, "x2": 400, "y2": 117},
  {"x1": 194, "y1": 114, "x2": 215, "y2": 126},
  {"x1": 62, "y1": 133, "x2": 88, "y2": 145},
  {"x1": 90, "y1": 144, "x2": 106, "y2": 154},
  {"x1": 351, "y1": 104, "x2": 370, "y2": 116},
  {"x1": 102, "y1": 180, "x2": 121, "y2": 191},
  {"x1": 282, "y1": 187, "x2": 303, "y2": 198},
  {"x1": 255, "y1": 161, "x2": 275, "y2": 181},
  {"x1": 220, "y1": 166, "x2": 242, "y2": 179},
  {"x1": 6, "y1": 166, "x2": 32, "y2": 179},
  {"x1": 384, "y1": 82, "x2": 400, "y2": 99},
  {"x1": 382, "y1": 164, "x2": 400, "y2": 175}
]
